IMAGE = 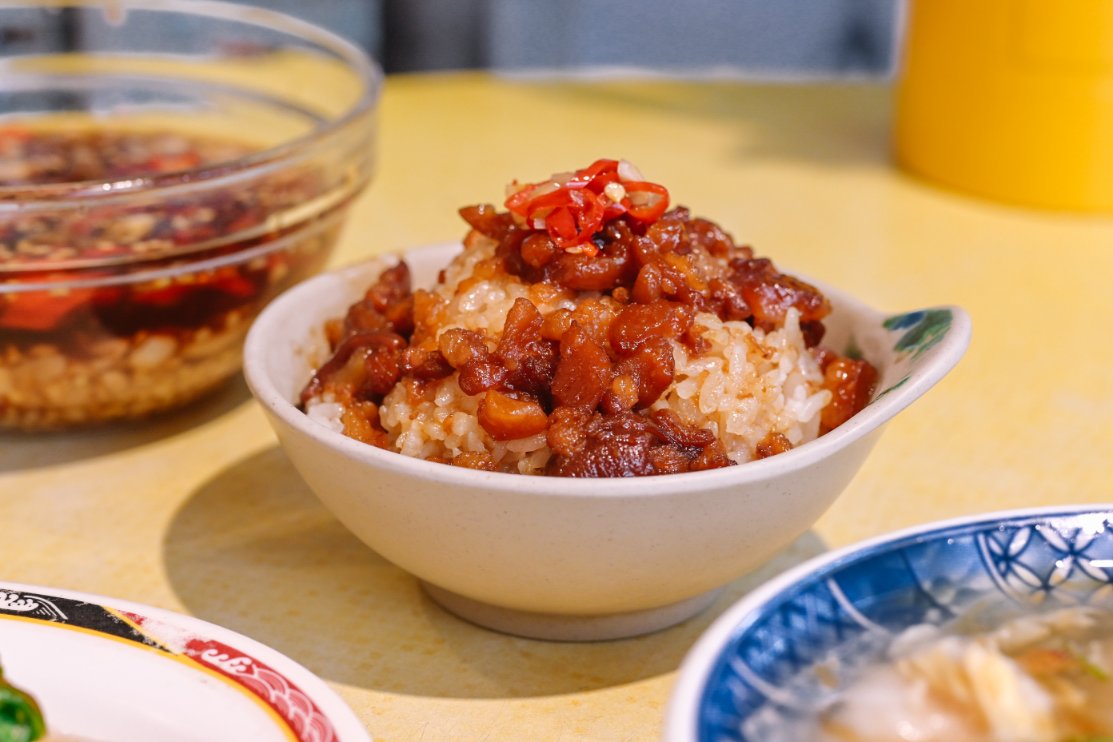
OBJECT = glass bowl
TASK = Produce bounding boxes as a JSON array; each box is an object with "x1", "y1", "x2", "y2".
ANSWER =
[{"x1": 0, "y1": 0, "x2": 381, "y2": 429}]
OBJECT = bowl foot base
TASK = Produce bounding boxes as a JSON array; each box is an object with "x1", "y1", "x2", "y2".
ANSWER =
[{"x1": 420, "y1": 582, "x2": 723, "y2": 642}]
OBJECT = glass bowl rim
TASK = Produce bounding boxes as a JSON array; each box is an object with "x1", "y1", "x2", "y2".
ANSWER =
[{"x1": 0, "y1": 0, "x2": 382, "y2": 206}]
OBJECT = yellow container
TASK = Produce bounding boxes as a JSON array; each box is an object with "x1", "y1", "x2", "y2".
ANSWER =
[{"x1": 895, "y1": 0, "x2": 1113, "y2": 211}]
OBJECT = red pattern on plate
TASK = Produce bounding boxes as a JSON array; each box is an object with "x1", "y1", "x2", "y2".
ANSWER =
[{"x1": 123, "y1": 611, "x2": 339, "y2": 742}]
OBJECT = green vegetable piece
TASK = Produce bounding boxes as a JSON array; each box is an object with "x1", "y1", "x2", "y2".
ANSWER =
[
  {"x1": 1077, "y1": 655, "x2": 1110, "y2": 682},
  {"x1": 0, "y1": 663, "x2": 45, "y2": 742}
]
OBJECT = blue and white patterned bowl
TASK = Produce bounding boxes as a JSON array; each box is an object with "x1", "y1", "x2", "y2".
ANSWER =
[{"x1": 664, "y1": 505, "x2": 1113, "y2": 741}]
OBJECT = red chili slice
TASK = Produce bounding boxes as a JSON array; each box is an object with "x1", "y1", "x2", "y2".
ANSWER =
[
  {"x1": 504, "y1": 186, "x2": 533, "y2": 217},
  {"x1": 144, "y1": 152, "x2": 202, "y2": 173},
  {"x1": 132, "y1": 283, "x2": 192, "y2": 308},
  {"x1": 624, "y1": 181, "x2": 670, "y2": 222},
  {"x1": 527, "y1": 188, "x2": 606, "y2": 249},
  {"x1": 132, "y1": 268, "x2": 259, "y2": 307},
  {"x1": 216, "y1": 273, "x2": 258, "y2": 298},
  {"x1": 571, "y1": 159, "x2": 620, "y2": 193},
  {"x1": 0, "y1": 126, "x2": 32, "y2": 145},
  {"x1": 502, "y1": 159, "x2": 670, "y2": 252},
  {"x1": 0, "y1": 288, "x2": 94, "y2": 331}
]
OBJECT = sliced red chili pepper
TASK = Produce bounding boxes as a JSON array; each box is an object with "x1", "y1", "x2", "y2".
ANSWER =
[
  {"x1": 528, "y1": 188, "x2": 606, "y2": 249},
  {"x1": 570, "y1": 159, "x2": 621, "y2": 193},
  {"x1": 501, "y1": 159, "x2": 670, "y2": 252},
  {"x1": 506, "y1": 159, "x2": 619, "y2": 217},
  {"x1": 545, "y1": 205, "x2": 579, "y2": 244},
  {"x1": 505, "y1": 181, "x2": 539, "y2": 217},
  {"x1": 524, "y1": 186, "x2": 582, "y2": 217},
  {"x1": 132, "y1": 267, "x2": 259, "y2": 307},
  {"x1": 0, "y1": 288, "x2": 94, "y2": 331},
  {"x1": 623, "y1": 181, "x2": 670, "y2": 222},
  {"x1": 132, "y1": 283, "x2": 191, "y2": 307},
  {"x1": 0, "y1": 126, "x2": 32, "y2": 146},
  {"x1": 213, "y1": 270, "x2": 258, "y2": 298},
  {"x1": 145, "y1": 152, "x2": 202, "y2": 173},
  {"x1": 504, "y1": 192, "x2": 529, "y2": 217}
]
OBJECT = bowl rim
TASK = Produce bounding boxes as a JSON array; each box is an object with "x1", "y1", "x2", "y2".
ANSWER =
[
  {"x1": 663, "y1": 503, "x2": 1113, "y2": 741},
  {"x1": 244, "y1": 241, "x2": 973, "y2": 496},
  {"x1": 0, "y1": 0, "x2": 382, "y2": 205}
]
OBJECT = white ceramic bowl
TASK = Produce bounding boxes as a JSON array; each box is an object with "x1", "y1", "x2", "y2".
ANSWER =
[{"x1": 243, "y1": 243, "x2": 971, "y2": 641}]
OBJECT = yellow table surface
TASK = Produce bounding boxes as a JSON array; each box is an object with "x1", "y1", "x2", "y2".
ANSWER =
[{"x1": 3, "y1": 72, "x2": 1113, "y2": 741}]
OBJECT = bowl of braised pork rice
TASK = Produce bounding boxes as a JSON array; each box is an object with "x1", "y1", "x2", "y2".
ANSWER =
[{"x1": 245, "y1": 158, "x2": 970, "y2": 640}]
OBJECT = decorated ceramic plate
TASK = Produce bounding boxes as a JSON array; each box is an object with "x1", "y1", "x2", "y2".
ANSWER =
[{"x1": 0, "y1": 581, "x2": 369, "y2": 742}]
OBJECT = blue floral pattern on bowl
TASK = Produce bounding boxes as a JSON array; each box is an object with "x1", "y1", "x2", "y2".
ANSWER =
[
  {"x1": 883, "y1": 309, "x2": 953, "y2": 360},
  {"x1": 673, "y1": 508, "x2": 1113, "y2": 742},
  {"x1": 864, "y1": 308, "x2": 955, "y2": 401}
]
